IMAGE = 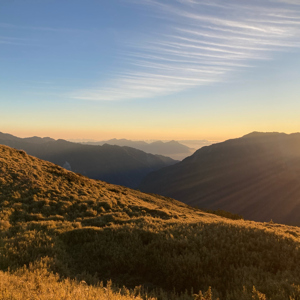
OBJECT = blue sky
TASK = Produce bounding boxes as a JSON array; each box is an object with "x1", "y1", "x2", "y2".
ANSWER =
[{"x1": 1, "y1": 0, "x2": 300, "y2": 140}]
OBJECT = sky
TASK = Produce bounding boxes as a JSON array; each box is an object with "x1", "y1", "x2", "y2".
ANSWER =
[{"x1": 1, "y1": 0, "x2": 300, "y2": 141}]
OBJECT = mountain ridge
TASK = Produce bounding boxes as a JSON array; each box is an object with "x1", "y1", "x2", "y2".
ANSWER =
[
  {"x1": 0, "y1": 132, "x2": 177, "y2": 188},
  {"x1": 139, "y1": 131, "x2": 300, "y2": 224}
]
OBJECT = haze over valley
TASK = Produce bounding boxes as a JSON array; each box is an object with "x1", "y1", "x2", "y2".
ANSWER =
[{"x1": 80, "y1": 138, "x2": 199, "y2": 160}]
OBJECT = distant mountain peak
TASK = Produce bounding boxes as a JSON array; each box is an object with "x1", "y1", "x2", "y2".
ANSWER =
[{"x1": 166, "y1": 140, "x2": 181, "y2": 145}]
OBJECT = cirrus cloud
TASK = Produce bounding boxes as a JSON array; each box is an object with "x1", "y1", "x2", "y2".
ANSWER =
[{"x1": 71, "y1": 0, "x2": 300, "y2": 101}]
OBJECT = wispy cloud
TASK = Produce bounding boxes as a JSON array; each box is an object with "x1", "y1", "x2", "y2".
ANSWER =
[
  {"x1": 270, "y1": 0, "x2": 300, "y2": 5},
  {"x1": 71, "y1": 0, "x2": 300, "y2": 101}
]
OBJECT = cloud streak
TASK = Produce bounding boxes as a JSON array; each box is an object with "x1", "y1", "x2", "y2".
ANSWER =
[{"x1": 71, "y1": 0, "x2": 300, "y2": 101}]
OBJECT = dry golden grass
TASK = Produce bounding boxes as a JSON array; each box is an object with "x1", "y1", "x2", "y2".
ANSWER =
[
  {"x1": 1, "y1": 145, "x2": 300, "y2": 299},
  {"x1": 0, "y1": 265, "x2": 149, "y2": 300},
  {"x1": 0, "y1": 260, "x2": 216, "y2": 300}
]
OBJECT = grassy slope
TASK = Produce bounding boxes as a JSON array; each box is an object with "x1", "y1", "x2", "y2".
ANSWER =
[{"x1": 1, "y1": 145, "x2": 300, "y2": 299}]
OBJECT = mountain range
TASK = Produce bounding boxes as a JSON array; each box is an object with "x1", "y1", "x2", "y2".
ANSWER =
[
  {"x1": 139, "y1": 132, "x2": 300, "y2": 224},
  {"x1": 1, "y1": 144, "x2": 300, "y2": 299},
  {"x1": 0, "y1": 132, "x2": 177, "y2": 188},
  {"x1": 3, "y1": 131, "x2": 300, "y2": 225},
  {"x1": 81, "y1": 138, "x2": 195, "y2": 160}
]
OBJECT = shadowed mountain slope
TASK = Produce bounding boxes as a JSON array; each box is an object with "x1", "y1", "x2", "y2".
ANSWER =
[
  {"x1": 2, "y1": 144, "x2": 300, "y2": 299},
  {"x1": 0, "y1": 132, "x2": 177, "y2": 188},
  {"x1": 139, "y1": 132, "x2": 300, "y2": 224},
  {"x1": 83, "y1": 139, "x2": 195, "y2": 160}
]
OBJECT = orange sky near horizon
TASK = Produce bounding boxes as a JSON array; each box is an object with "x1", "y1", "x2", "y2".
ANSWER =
[{"x1": 3, "y1": 125, "x2": 299, "y2": 143}]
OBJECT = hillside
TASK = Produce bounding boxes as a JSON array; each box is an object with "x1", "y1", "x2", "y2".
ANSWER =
[
  {"x1": 139, "y1": 132, "x2": 300, "y2": 224},
  {"x1": 83, "y1": 139, "x2": 195, "y2": 160},
  {"x1": 2, "y1": 145, "x2": 300, "y2": 299},
  {"x1": 0, "y1": 132, "x2": 177, "y2": 188}
]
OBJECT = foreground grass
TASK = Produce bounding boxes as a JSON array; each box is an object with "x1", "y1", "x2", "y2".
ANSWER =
[
  {"x1": 0, "y1": 266, "x2": 267, "y2": 300},
  {"x1": 0, "y1": 260, "x2": 218, "y2": 300},
  {"x1": 0, "y1": 272, "x2": 134, "y2": 300},
  {"x1": 1, "y1": 145, "x2": 300, "y2": 299},
  {"x1": 0, "y1": 265, "x2": 147, "y2": 300}
]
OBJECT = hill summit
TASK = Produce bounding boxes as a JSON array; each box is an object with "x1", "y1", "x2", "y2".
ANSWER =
[{"x1": 1, "y1": 144, "x2": 300, "y2": 299}]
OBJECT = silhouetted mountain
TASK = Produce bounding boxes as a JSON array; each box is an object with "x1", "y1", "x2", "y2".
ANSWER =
[
  {"x1": 82, "y1": 138, "x2": 194, "y2": 160},
  {"x1": 139, "y1": 132, "x2": 300, "y2": 224},
  {"x1": 0, "y1": 132, "x2": 54, "y2": 144},
  {"x1": 23, "y1": 136, "x2": 55, "y2": 144},
  {"x1": 0, "y1": 132, "x2": 21, "y2": 142},
  {"x1": 0, "y1": 132, "x2": 177, "y2": 188}
]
